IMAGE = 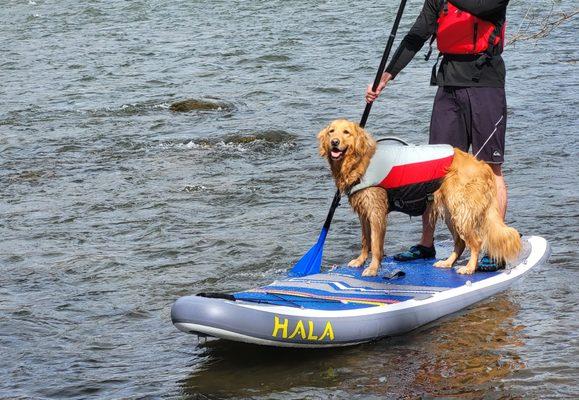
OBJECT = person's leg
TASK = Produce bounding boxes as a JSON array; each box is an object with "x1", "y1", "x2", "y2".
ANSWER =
[
  {"x1": 490, "y1": 163, "x2": 507, "y2": 220},
  {"x1": 394, "y1": 87, "x2": 469, "y2": 262},
  {"x1": 419, "y1": 205, "x2": 435, "y2": 247},
  {"x1": 394, "y1": 204, "x2": 436, "y2": 262},
  {"x1": 478, "y1": 163, "x2": 509, "y2": 271},
  {"x1": 469, "y1": 87, "x2": 509, "y2": 270},
  {"x1": 469, "y1": 87, "x2": 508, "y2": 219}
]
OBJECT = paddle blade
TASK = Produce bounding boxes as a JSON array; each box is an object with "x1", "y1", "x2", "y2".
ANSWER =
[{"x1": 288, "y1": 228, "x2": 328, "y2": 277}]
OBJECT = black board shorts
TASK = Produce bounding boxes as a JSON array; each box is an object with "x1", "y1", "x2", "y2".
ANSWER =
[{"x1": 429, "y1": 87, "x2": 507, "y2": 164}]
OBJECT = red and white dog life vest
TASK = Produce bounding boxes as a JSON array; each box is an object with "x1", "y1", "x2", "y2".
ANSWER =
[{"x1": 348, "y1": 143, "x2": 454, "y2": 216}]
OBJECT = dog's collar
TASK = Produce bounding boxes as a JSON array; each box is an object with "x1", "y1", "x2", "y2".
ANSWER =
[{"x1": 345, "y1": 179, "x2": 361, "y2": 197}]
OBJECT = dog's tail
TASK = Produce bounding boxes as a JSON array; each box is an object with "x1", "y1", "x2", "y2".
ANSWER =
[{"x1": 482, "y1": 206, "x2": 522, "y2": 263}]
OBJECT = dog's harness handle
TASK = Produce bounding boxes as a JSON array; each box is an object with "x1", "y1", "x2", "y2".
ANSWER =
[{"x1": 376, "y1": 137, "x2": 410, "y2": 146}]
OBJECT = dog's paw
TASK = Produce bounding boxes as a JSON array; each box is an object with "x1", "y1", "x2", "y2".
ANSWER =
[
  {"x1": 434, "y1": 259, "x2": 453, "y2": 268},
  {"x1": 362, "y1": 266, "x2": 378, "y2": 277},
  {"x1": 457, "y1": 265, "x2": 476, "y2": 275},
  {"x1": 348, "y1": 257, "x2": 366, "y2": 268}
]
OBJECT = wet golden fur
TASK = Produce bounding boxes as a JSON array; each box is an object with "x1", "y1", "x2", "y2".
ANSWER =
[{"x1": 318, "y1": 119, "x2": 521, "y2": 276}]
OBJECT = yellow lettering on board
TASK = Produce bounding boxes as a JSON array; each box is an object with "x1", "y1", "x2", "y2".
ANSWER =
[
  {"x1": 307, "y1": 321, "x2": 318, "y2": 340},
  {"x1": 288, "y1": 320, "x2": 307, "y2": 339},
  {"x1": 272, "y1": 316, "x2": 288, "y2": 338},
  {"x1": 319, "y1": 321, "x2": 335, "y2": 341}
]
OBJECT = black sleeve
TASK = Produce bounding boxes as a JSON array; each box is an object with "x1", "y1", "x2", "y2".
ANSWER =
[
  {"x1": 385, "y1": 0, "x2": 439, "y2": 79},
  {"x1": 451, "y1": 0, "x2": 509, "y2": 18}
]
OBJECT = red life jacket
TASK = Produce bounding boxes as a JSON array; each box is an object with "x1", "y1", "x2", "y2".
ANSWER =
[{"x1": 436, "y1": 1, "x2": 505, "y2": 55}]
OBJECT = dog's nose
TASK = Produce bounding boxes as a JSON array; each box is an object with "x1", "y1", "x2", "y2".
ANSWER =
[{"x1": 331, "y1": 139, "x2": 340, "y2": 147}]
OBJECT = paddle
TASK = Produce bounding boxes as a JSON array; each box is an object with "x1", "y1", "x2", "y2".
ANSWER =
[{"x1": 289, "y1": 0, "x2": 408, "y2": 277}]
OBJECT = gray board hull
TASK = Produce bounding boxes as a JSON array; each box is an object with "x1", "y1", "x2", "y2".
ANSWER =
[{"x1": 171, "y1": 236, "x2": 550, "y2": 348}]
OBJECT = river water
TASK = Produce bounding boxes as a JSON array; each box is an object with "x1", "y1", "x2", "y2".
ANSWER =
[{"x1": 1, "y1": 0, "x2": 577, "y2": 399}]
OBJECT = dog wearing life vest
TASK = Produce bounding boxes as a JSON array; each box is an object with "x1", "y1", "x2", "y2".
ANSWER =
[{"x1": 318, "y1": 119, "x2": 521, "y2": 276}]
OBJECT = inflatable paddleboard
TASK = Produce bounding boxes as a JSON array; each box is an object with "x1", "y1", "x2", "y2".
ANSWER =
[{"x1": 171, "y1": 236, "x2": 550, "y2": 348}]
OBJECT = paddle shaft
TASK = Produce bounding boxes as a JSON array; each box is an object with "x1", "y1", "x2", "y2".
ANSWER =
[
  {"x1": 322, "y1": 189, "x2": 342, "y2": 231},
  {"x1": 327, "y1": 0, "x2": 408, "y2": 218}
]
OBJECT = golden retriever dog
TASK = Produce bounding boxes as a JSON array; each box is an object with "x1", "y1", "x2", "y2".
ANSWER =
[{"x1": 318, "y1": 119, "x2": 521, "y2": 276}]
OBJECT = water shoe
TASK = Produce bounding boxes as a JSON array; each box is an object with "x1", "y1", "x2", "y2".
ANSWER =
[
  {"x1": 393, "y1": 245, "x2": 436, "y2": 262},
  {"x1": 477, "y1": 254, "x2": 506, "y2": 272}
]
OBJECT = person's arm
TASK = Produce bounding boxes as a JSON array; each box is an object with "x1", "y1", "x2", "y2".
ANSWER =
[
  {"x1": 451, "y1": 0, "x2": 508, "y2": 19},
  {"x1": 366, "y1": 0, "x2": 438, "y2": 103},
  {"x1": 385, "y1": 0, "x2": 439, "y2": 79}
]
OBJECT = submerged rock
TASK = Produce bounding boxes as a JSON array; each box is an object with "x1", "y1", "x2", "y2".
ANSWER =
[
  {"x1": 8, "y1": 170, "x2": 55, "y2": 183},
  {"x1": 169, "y1": 99, "x2": 230, "y2": 112},
  {"x1": 223, "y1": 130, "x2": 294, "y2": 145}
]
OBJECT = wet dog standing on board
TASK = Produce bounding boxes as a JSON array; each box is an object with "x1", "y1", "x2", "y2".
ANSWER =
[{"x1": 318, "y1": 119, "x2": 521, "y2": 277}]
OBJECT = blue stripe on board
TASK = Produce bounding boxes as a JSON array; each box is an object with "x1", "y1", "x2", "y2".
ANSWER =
[
  {"x1": 233, "y1": 292, "x2": 378, "y2": 310},
  {"x1": 256, "y1": 285, "x2": 413, "y2": 303},
  {"x1": 323, "y1": 280, "x2": 442, "y2": 294}
]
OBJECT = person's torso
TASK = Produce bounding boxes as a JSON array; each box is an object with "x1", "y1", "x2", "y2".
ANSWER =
[{"x1": 431, "y1": 0, "x2": 508, "y2": 87}]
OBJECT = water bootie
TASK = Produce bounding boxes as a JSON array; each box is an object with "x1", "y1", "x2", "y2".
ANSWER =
[
  {"x1": 393, "y1": 245, "x2": 436, "y2": 262},
  {"x1": 477, "y1": 254, "x2": 506, "y2": 272}
]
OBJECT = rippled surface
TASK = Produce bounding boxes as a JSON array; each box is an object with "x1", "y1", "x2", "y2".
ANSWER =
[{"x1": 1, "y1": 1, "x2": 577, "y2": 399}]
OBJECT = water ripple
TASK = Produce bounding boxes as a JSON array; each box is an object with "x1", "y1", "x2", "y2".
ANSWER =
[{"x1": 1, "y1": 0, "x2": 577, "y2": 399}]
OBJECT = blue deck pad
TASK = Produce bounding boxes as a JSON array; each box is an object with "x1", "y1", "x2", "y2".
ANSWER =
[{"x1": 328, "y1": 255, "x2": 503, "y2": 289}]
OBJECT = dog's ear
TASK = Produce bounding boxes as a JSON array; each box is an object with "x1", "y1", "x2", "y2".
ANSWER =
[
  {"x1": 352, "y1": 123, "x2": 375, "y2": 158},
  {"x1": 317, "y1": 124, "x2": 331, "y2": 158}
]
